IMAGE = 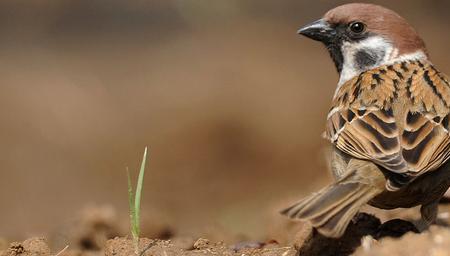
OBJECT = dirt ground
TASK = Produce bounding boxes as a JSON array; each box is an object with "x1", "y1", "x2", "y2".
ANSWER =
[{"x1": 2, "y1": 203, "x2": 450, "y2": 256}]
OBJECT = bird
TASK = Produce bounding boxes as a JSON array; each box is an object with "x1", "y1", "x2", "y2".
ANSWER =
[{"x1": 281, "y1": 3, "x2": 450, "y2": 238}]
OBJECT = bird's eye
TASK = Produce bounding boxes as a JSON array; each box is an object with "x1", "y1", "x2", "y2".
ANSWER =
[{"x1": 349, "y1": 21, "x2": 366, "y2": 34}]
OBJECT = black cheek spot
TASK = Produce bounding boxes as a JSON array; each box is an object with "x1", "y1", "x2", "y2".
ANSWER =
[
  {"x1": 354, "y1": 50, "x2": 377, "y2": 70},
  {"x1": 354, "y1": 49, "x2": 386, "y2": 71}
]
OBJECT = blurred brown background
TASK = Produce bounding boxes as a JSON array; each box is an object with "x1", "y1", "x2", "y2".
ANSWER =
[{"x1": 0, "y1": 0, "x2": 449, "y2": 241}]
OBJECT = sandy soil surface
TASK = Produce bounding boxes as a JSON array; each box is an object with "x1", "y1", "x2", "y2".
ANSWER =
[{"x1": 2, "y1": 203, "x2": 450, "y2": 256}]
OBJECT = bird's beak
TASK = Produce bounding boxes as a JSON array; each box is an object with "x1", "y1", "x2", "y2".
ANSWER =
[{"x1": 298, "y1": 19, "x2": 335, "y2": 43}]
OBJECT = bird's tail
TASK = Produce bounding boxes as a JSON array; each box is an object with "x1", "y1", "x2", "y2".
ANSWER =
[{"x1": 281, "y1": 160, "x2": 385, "y2": 238}]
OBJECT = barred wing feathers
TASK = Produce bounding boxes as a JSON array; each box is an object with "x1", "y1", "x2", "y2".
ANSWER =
[{"x1": 326, "y1": 60, "x2": 450, "y2": 188}]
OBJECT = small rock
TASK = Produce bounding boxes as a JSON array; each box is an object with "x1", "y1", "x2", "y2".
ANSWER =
[
  {"x1": 193, "y1": 238, "x2": 211, "y2": 250},
  {"x1": 0, "y1": 238, "x2": 51, "y2": 256}
]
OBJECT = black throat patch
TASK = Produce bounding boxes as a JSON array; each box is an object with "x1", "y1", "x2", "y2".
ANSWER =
[{"x1": 325, "y1": 42, "x2": 344, "y2": 73}]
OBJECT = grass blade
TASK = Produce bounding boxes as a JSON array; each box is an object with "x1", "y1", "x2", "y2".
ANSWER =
[
  {"x1": 126, "y1": 167, "x2": 137, "y2": 238},
  {"x1": 134, "y1": 147, "x2": 148, "y2": 237}
]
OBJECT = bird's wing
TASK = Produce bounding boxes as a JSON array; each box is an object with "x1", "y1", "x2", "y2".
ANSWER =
[{"x1": 326, "y1": 60, "x2": 450, "y2": 188}]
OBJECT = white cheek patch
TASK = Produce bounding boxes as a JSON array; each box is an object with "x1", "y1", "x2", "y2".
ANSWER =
[
  {"x1": 338, "y1": 36, "x2": 392, "y2": 87},
  {"x1": 335, "y1": 36, "x2": 427, "y2": 97}
]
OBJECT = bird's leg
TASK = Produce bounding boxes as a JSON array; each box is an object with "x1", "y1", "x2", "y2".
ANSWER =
[{"x1": 416, "y1": 201, "x2": 439, "y2": 231}]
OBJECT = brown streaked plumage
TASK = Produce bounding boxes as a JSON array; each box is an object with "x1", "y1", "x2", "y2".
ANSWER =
[
  {"x1": 327, "y1": 60, "x2": 450, "y2": 181},
  {"x1": 281, "y1": 3, "x2": 450, "y2": 238}
]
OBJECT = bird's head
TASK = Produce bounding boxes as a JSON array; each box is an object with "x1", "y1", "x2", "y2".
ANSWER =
[{"x1": 299, "y1": 3, "x2": 428, "y2": 85}]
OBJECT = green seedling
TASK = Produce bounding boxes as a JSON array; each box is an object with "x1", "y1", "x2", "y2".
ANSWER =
[{"x1": 127, "y1": 147, "x2": 148, "y2": 255}]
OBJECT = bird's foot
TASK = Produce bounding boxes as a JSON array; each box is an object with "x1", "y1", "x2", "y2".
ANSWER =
[{"x1": 374, "y1": 219, "x2": 419, "y2": 239}]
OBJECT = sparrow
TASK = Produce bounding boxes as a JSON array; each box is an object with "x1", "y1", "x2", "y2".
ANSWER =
[{"x1": 281, "y1": 3, "x2": 450, "y2": 238}]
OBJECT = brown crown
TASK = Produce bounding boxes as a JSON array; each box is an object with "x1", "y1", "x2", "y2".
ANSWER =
[{"x1": 324, "y1": 3, "x2": 427, "y2": 56}]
